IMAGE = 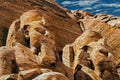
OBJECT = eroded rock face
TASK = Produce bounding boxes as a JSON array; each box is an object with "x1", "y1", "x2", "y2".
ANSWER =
[
  {"x1": 18, "y1": 69, "x2": 42, "y2": 80},
  {"x1": 94, "y1": 13, "x2": 120, "y2": 26},
  {"x1": 0, "y1": 9, "x2": 74, "y2": 80},
  {"x1": 62, "y1": 44, "x2": 74, "y2": 68},
  {"x1": 0, "y1": 74, "x2": 18, "y2": 80},
  {"x1": 0, "y1": 0, "x2": 82, "y2": 51},
  {"x1": 87, "y1": 39, "x2": 119, "y2": 79},
  {"x1": 62, "y1": 30, "x2": 119, "y2": 80},
  {"x1": 0, "y1": 46, "x2": 18, "y2": 76},
  {"x1": 33, "y1": 72, "x2": 69, "y2": 80},
  {"x1": 0, "y1": 0, "x2": 120, "y2": 80},
  {"x1": 6, "y1": 19, "x2": 27, "y2": 47}
]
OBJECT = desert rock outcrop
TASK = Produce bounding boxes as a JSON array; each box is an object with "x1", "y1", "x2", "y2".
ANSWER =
[{"x1": 0, "y1": 0, "x2": 120, "y2": 80}]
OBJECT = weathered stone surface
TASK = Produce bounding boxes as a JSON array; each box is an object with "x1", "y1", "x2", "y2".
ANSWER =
[
  {"x1": 37, "y1": 44, "x2": 56, "y2": 67},
  {"x1": 62, "y1": 30, "x2": 119, "y2": 80},
  {"x1": 80, "y1": 64, "x2": 102, "y2": 80},
  {"x1": 62, "y1": 44, "x2": 74, "y2": 68},
  {"x1": 6, "y1": 19, "x2": 27, "y2": 47},
  {"x1": 87, "y1": 39, "x2": 119, "y2": 80},
  {"x1": 3, "y1": 9, "x2": 74, "y2": 80},
  {"x1": 18, "y1": 69, "x2": 42, "y2": 80},
  {"x1": 0, "y1": 0, "x2": 120, "y2": 80},
  {"x1": 6, "y1": 10, "x2": 58, "y2": 69},
  {"x1": 66, "y1": 10, "x2": 94, "y2": 32},
  {"x1": 67, "y1": 10, "x2": 94, "y2": 21},
  {"x1": 19, "y1": 10, "x2": 57, "y2": 67},
  {"x1": 94, "y1": 13, "x2": 120, "y2": 26},
  {"x1": 33, "y1": 72, "x2": 69, "y2": 80},
  {"x1": 0, "y1": 46, "x2": 18, "y2": 76},
  {"x1": 0, "y1": 74, "x2": 18, "y2": 80},
  {"x1": 73, "y1": 48, "x2": 92, "y2": 80},
  {"x1": 86, "y1": 19, "x2": 120, "y2": 62},
  {"x1": 73, "y1": 30, "x2": 102, "y2": 54},
  {"x1": 13, "y1": 43, "x2": 39, "y2": 71},
  {"x1": 0, "y1": 0, "x2": 82, "y2": 50}
]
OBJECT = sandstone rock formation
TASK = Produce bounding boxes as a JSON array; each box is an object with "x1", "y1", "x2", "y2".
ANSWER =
[
  {"x1": 33, "y1": 72, "x2": 69, "y2": 80},
  {"x1": 0, "y1": 0, "x2": 82, "y2": 50},
  {"x1": 0, "y1": 0, "x2": 120, "y2": 80},
  {"x1": 0, "y1": 46, "x2": 18, "y2": 76}
]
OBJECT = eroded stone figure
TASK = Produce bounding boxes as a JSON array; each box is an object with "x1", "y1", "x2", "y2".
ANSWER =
[
  {"x1": 6, "y1": 10, "x2": 57, "y2": 67},
  {"x1": 1, "y1": 9, "x2": 120, "y2": 80},
  {"x1": 62, "y1": 30, "x2": 119, "y2": 80},
  {"x1": 1, "y1": 10, "x2": 72, "y2": 80}
]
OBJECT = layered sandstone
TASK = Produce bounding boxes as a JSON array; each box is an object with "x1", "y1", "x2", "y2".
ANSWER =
[
  {"x1": 0, "y1": 0, "x2": 82, "y2": 50},
  {"x1": 0, "y1": 0, "x2": 120, "y2": 80}
]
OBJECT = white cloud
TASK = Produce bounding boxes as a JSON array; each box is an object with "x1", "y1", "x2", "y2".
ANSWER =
[
  {"x1": 82, "y1": 7, "x2": 93, "y2": 10},
  {"x1": 94, "y1": 3, "x2": 120, "y2": 8},
  {"x1": 61, "y1": 0, "x2": 98, "y2": 7},
  {"x1": 94, "y1": 9, "x2": 103, "y2": 13},
  {"x1": 56, "y1": 0, "x2": 120, "y2": 16}
]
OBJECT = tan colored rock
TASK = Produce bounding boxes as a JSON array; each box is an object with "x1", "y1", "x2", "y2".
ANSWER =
[
  {"x1": 73, "y1": 49, "x2": 91, "y2": 70},
  {"x1": 117, "y1": 68, "x2": 120, "y2": 77},
  {"x1": 1, "y1": 0, "x2": 120, "y2": 79},
  {"x1": 94, "y1": 14, "x2": 114, "y2": 23},
  {"x1": 71, "y1": 31, "x2": 103, "y2": 80},
  {"x1": 66, "y1": 10, "x2": 94, "y2": 32},
  {"x1": 64, "y1": 30, "x2": 119, "y2": 80},
  {"x1": 33, "y1": 72, "x2": 69, "y2": 80},
  {"x1": 6, "y1": 19, "x2": 28, "y2": 47},
  {"x1": 20, "y1": 10, "x2": 56, "y2": 54},
  {"x1": 19, "y1": 10, "x2": 57, "y2": 66},
  {"x1": 46, "y1": 61, "x2": 74, "y2": 80},
  {"x1": 0, "y1": 0, "x2": 82, "y2": 50},
  {"x1": 18, "y1": 69, "x2": 42, "y2": 80},
  {"x1": 20, "y1": 10, "x2": 45, "y2": 28},
  {"x1": 80, "y1": 64, "x2": 103, "y2": 80},
  {"x1": 62, "y1": 44, "x2": 74, "y2": 68},
  {"x1": 67, "y1": 10, "x2": 94, "y2": 21},
  {"x1": 7, "y1": 37, "x2": 72, "y2": 80},
  {"x1": 87, "y1": 39, "x2": 119, "y2": 80},
  {"x1": 108, "y1": 19, "x2": 120, "y2": 27},
  {"x1": 6, "y1": 10, "x2": 57, "y2": 69},
  {"x1": 23, "y1": 22, "x2": 55, "y2": 55},
  {"x1": 18, "y1": 68, "x2": 55, "y2": 80},
  {"x1": 84, "y1": 19, "x2": 120, "y2": 64},
  {"x1": 73, "y1": 49, "x2": 92, "y2": 80},
  {"x1": 0, "y1": 74, "x2": 18, "y2": 80},
  {"x1": 73, "y1": 30, "x2": 102, "y2": 54},
  {"x1": 37, "y1": 44, "x2": 56, "y2": 67},
  {"x1": 62, "y1": 30, "x2": 102, "y2": 80},
  {"x1": 94, "y1": 13, "x2": 120, "y2": 26},
  {"x1": 87, "y1": 39, "x2": 109, "y2": 76},
  {"x1": 0, "y1": 46, "x2": 18, "y2": 76},
  {"x1": 62, "y1": 30, "x2": 103, "y2": 80},
  {"x1": 13, "y1": 43, "x2": 39, "y2": 71}
]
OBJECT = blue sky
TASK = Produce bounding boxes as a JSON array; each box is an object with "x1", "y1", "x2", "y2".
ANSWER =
[{"x1": 55, "y1": 0, "x2": 120, "y2": 16}]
